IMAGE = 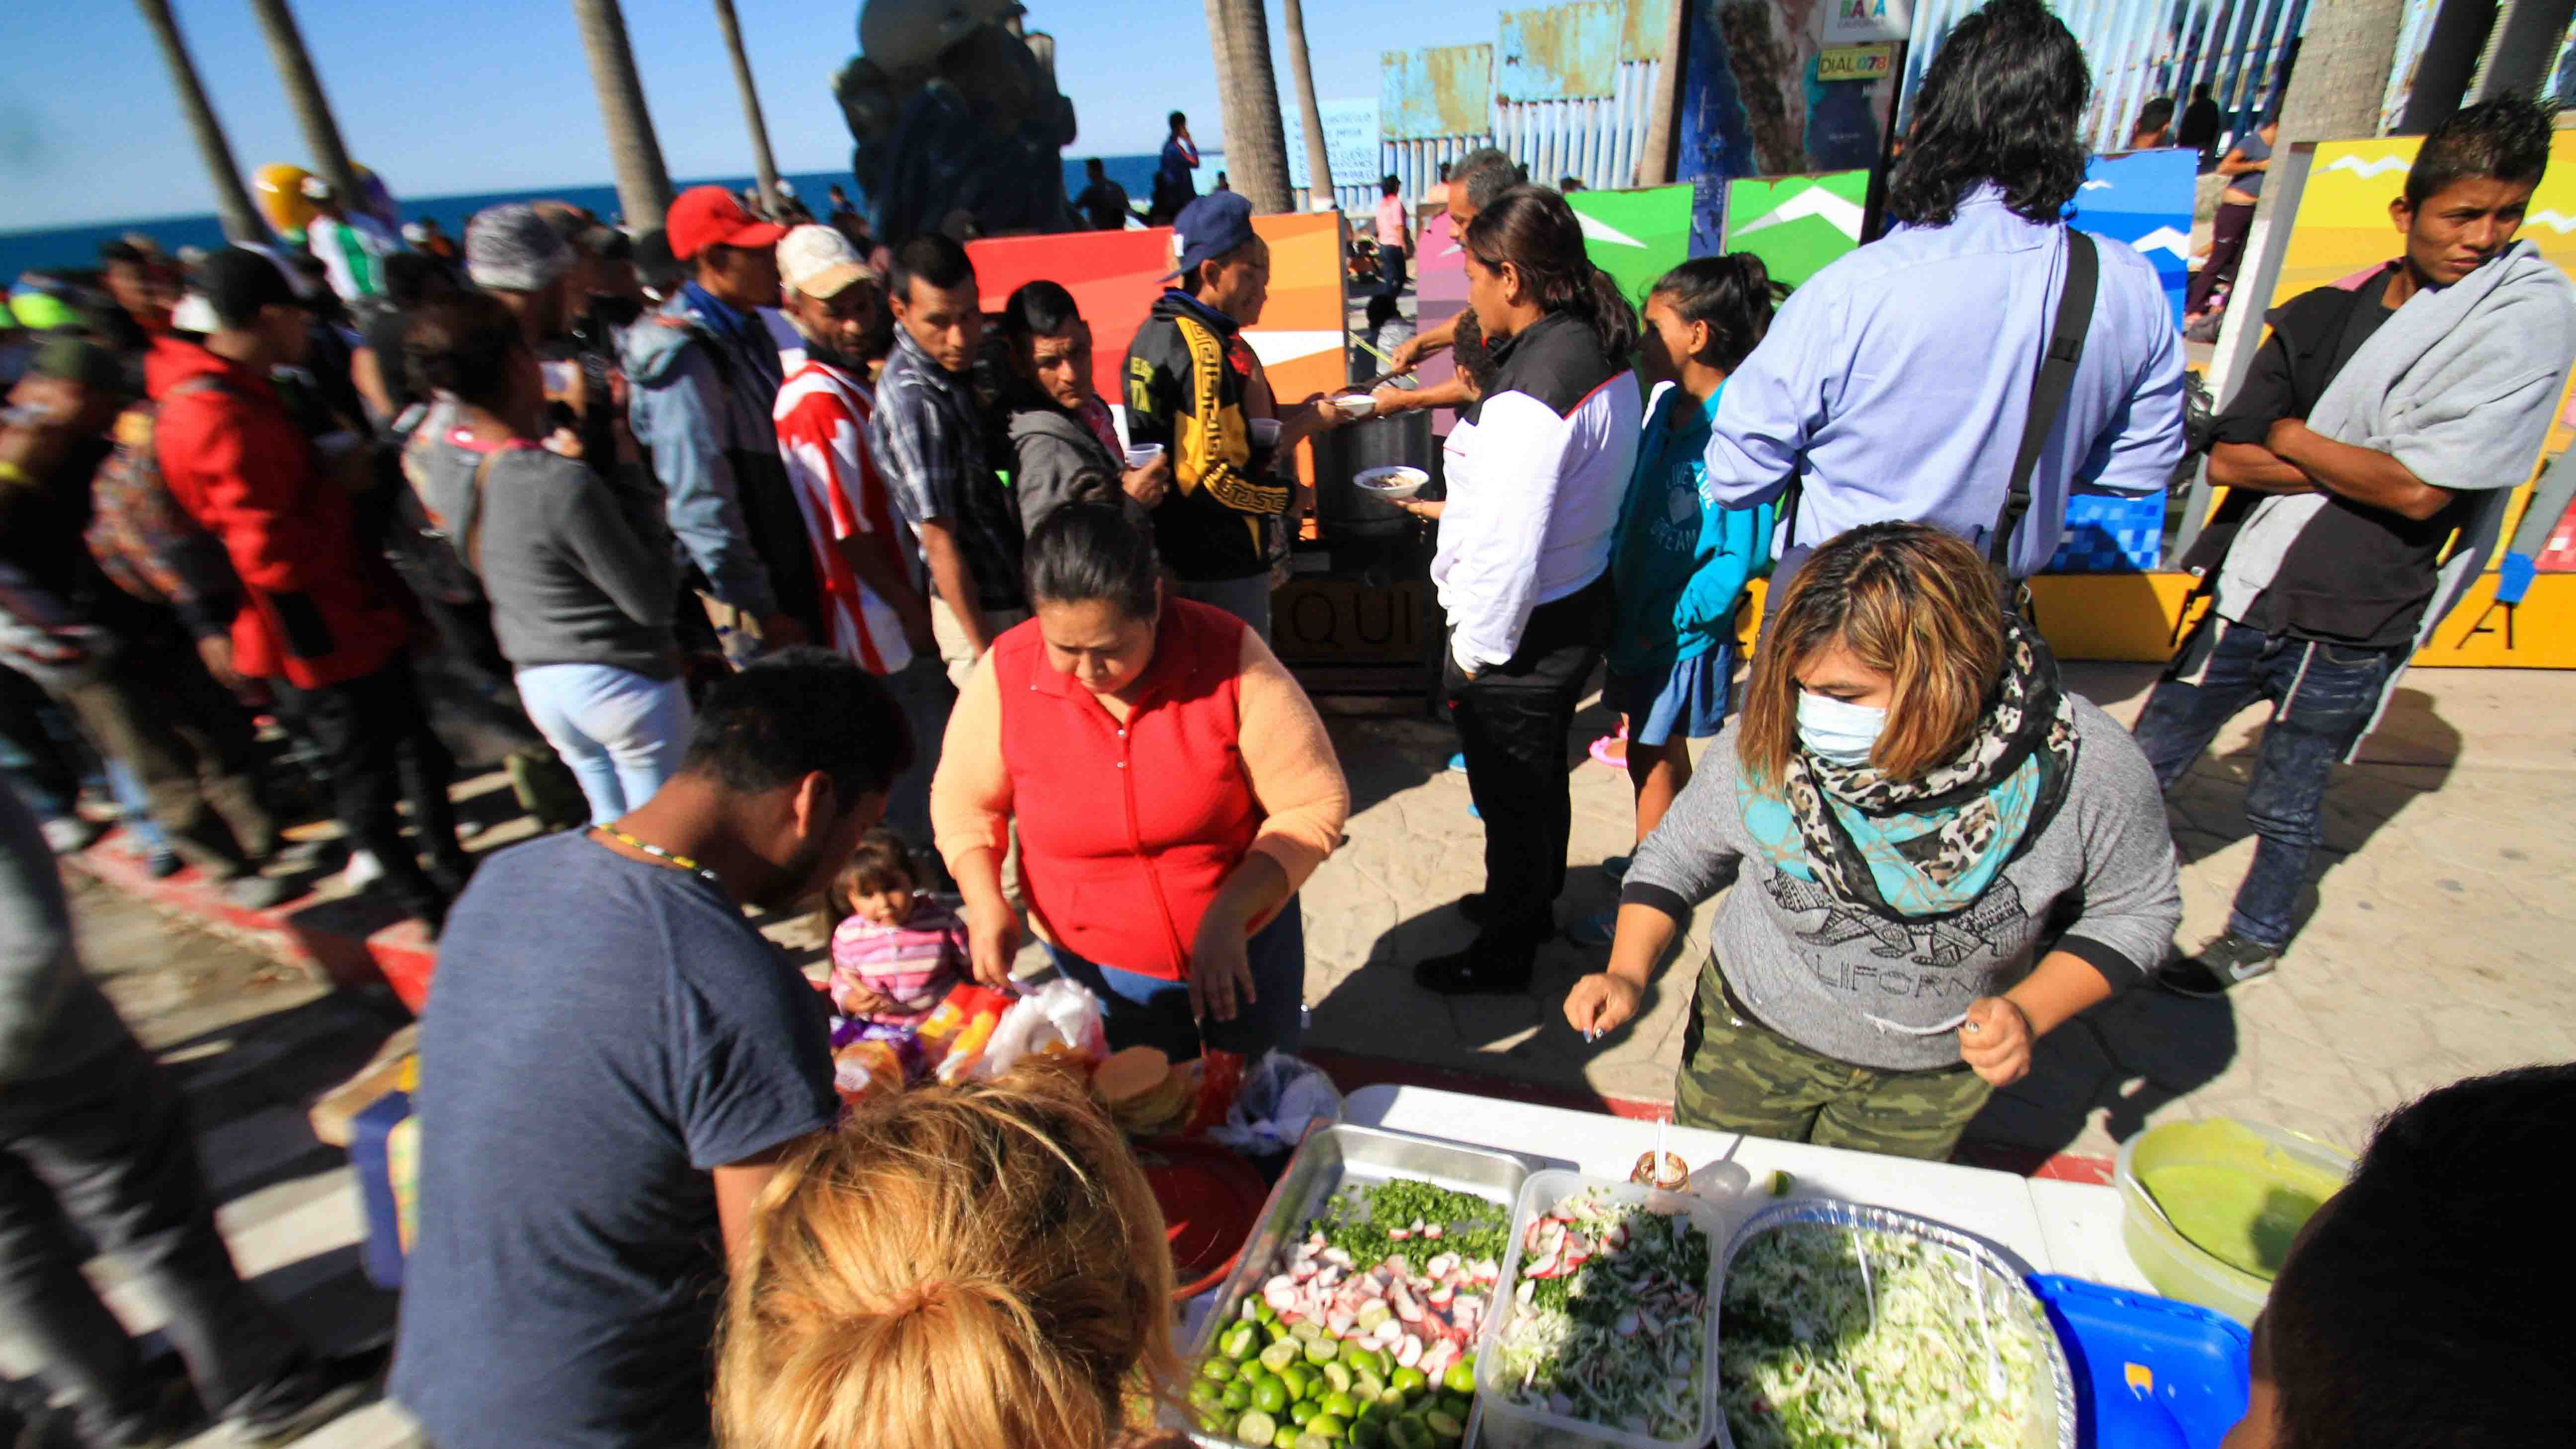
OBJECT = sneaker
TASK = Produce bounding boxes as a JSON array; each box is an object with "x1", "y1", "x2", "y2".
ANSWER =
[
  {"x1": 227, "y1": 1349, "x2": 384, "y2": 1448},
  {"x1": 1564, "y1": 908, "x2": 1617, "y2": 947},
  {"x1": 1413, "y1": 936, "x2": 1537, "y2": 996},
  {"x1": 220, "y1": 875, "x2": 296, "y2": 910},
  {"x1": 2158, "y1": 933, "x2": 2281, "y2": 998},
  {"x1": 41, "y1": 816, "x2": 104, "y2": 856}
]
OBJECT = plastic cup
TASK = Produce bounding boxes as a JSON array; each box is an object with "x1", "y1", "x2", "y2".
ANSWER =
[{"x1": 1126, "y1": 442, "x2": 1166, "y2": 469}]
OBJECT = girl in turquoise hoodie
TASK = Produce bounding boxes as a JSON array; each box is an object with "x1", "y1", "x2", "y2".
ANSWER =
[{"x1": 1578, "y1": 256, "x2": 1783, "y2": 943}]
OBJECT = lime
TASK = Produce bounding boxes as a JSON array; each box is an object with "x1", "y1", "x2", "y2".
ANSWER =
[
  {"x1": 1273, "y1": 1428, "x2": 1299, "y2": 1449},
  {"x1": 1253, "y1": 1377, "x2": 1289, "y2": 1415},
  {"x1": 1254, "y1": 1298, "x2": 1280, "y2": 1325},
  {"x1": 1261, "y1": 1341, "x2": 1301, "y2": 1375},
  {"x1": 1322, "y1": 1362, "x2": 1353, "y2": 1395},
  {"x1": 1236, "y1": 1410, "x2": 1279, "y2": 1445},
  {"x1": 1295, "y1": 1435, "x2": 1335, "y2": 1449},
  {"x1": 1355, "y1": 1369, "x2": 1387, "y2": 1402},
  {"x1": 1309, "y1": 1414, "x2": 1348, "y2": 1440},
  {"x1": 1223, "y1": 1380, "x2": 1253, "y2": 1412},
  {"x1": 1377, "y1": 1386, "x2": 1406, "y2": 1410},
  {"x1": 1267, "y1": 1320, "x2": 1293, "y2": 1345},
  {"x1": 1202, "y1": 1356, "x2": 1236, "y2": 1382},
  {"x1": 1345, "y1": 1346, "x2": 1384, "y2": 1378},
  {"x1": 1224, "y1": 1324, "x2": 1262, "y2": 1361},
  {"x1": 1189, "y1": 1377, "x2": 1225, "y2": 1409},
  {"x1": 1289, "y1": 1399, "x2": 1318, "y2": 1426},
  {"x1": 1292, "y1": 1321, "x2": 1326, "y2": 1344},
  {"x1": 1280, "y1": 1364, "x2": 1313, "y2": 1401},
  {"x1": 1351, "y1": 1420, "x2": 1387, "y2": 1449},
  {"x1": 1767, "y1": 1168, "x2": 1793, "y2": 1196},
  {"x1": 1442, "y1": 1360, "x2": 1476, "y2": 1395},
  {"x1": 1385, "y1": 1418, "x2": 1433, "y2": 1449},
  {"x1": 1322, "y1": 1391, "x2": 1360, "y2": 1420},
  {"x1": 1435, "y1": 1394, "x2": 1469, "y2": 1422},
  {"x1": 1304, "y1": 1337, "x2": 1339, "y2": 1366},
  {"x1": 1391, "y1": 1367, "x2": 1427, "y2": 1395},
  {"x1": 1425, "y1": 1410, "x2": 1465, "y2": 1446}
]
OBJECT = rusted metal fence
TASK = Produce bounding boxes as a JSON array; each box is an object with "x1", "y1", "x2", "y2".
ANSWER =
[{"x1": 1377, "y1": 1, "x2": 1669, "y2": 206}]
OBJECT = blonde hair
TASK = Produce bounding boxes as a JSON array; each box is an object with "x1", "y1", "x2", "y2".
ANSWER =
[
  {"x1": 1739, "y1": 522, "x2": 2006, "y2": 784},
  {"x1": 714, "y1": 1060, "x2": 1182, "y2": 1449}
]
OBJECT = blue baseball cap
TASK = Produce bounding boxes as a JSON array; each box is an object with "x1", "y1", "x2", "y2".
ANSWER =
[{"x1": 1164, "y1": 191, "x2": 1258, "y2": 282}]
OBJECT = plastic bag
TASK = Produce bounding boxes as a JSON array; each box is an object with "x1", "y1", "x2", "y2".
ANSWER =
[
  {"x1": 1205, "y1": 1051, "x2": 1343, "y2": 1156},
  {"x1": 971, "y1": 977, "x2": 1109, "y2": 1081}
]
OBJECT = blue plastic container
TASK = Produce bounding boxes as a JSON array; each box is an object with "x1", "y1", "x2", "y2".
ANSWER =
[{"x1": 2027, "y1": 1274, "x2": 2252, "y2": 1449}]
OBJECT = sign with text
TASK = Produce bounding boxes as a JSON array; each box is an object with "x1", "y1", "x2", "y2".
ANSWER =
[
  {"x1": 1271, "y1": 579, "x2": 1425, "y2": 664},
  {"x1": 1286, "y1": 99, "x2": 1383, "y2": 194},
  {"x1": 1817, "y1": 44, "x2": 1894, "y2": 82},
  {"x1": 1823, "y1": 0, "x2": 1911, "y2": 44}
]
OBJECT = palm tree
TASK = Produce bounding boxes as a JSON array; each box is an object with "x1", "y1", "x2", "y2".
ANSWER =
[
  {"x1": 1278, "y1": 0, "x2": 1335, "y2": 207},
  {"x1": 1203, "y1": 0, "x2": 1293, "y2": 214},
  {"x1": 710, "y1": 0, "x2": 784, "y2": 216},
  {"x1": 133, "y1": 0, "x2": 266, "y2": 243},
  {"x1": 244, "y1": 0, "x2": 363, "y2": 207},
  {"x1": 571, "y1": 0, "x2": 676, "y2": 229}
]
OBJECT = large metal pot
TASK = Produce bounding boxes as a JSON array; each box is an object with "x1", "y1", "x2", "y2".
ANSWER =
[{"x1": 1313, "y1": 406, "x2": 1436, "y2": 542}]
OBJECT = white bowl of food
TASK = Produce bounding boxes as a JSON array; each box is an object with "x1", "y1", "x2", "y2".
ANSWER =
[
  {"x1": 1353, "y1": 465, "x2": 1428, "y2": 501},
  {"x1": 1331, "y1": 392, "x2": 1378, "y2": 419}
]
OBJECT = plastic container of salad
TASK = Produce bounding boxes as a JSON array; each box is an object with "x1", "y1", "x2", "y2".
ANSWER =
[{"x1": 1471, "y1": 1169, "x2": 1726, "y2": 1449}]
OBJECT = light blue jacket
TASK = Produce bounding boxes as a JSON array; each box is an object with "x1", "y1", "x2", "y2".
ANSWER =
[
  {"x1": 622, "y1": 289, "x2": 788, "y2": 617},
  {"x1": 1609, "y1": 383, "x2": 1772, "y2": 679}
]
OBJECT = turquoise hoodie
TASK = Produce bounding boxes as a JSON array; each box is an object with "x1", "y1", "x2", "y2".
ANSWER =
[{"x1": 1607, "y1": 383, "x2": 1773, "y2": 680}]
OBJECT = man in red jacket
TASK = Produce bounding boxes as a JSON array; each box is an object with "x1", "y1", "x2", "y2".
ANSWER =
[{"x1": 155, "y1": 248, "x2": 467, "y2": 930}]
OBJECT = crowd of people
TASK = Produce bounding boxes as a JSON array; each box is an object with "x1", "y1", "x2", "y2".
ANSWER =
[{"x1": 6, "y1": 0, "x2": 2576, "y2": 1444}]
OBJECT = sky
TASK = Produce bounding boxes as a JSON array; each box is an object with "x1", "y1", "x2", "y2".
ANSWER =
[{"x1": 0, "y1": 0, "x2": 1481, "y2": 233}]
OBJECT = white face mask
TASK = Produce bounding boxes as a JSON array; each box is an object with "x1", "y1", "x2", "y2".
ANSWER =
[{"x1": 1797, "y1": 690, "x2": 1886, "y2": 767}]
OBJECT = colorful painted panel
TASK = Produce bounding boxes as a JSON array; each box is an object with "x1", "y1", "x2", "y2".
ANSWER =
[
  {"x1": 1498, "y1": 3, "x2": 1623, "y2": 102},
  {"x1": 2048, "y1": 492, "x2": 2165, "y2": 573},
  {"x1": 1619, "y1": 0, "x2": 1675, "y2": 63},
  {"x1": 1569, "y1": 183, "x2": 1694, "y2": 308},
  {"x1": 966, "y1": 212, "x2": 1347, "y2": 408},
  {"x1": 2075, "y1": 148, "x2": 2198, "y2": 329},
  {"x1": 1382, "y1": 46, "x2": 1496, "y2": 141},
  {"x1": 1676, "y1": 0, "x2": 1895, "y2": 254},
  {"x1": 1411, "y1": 209, "x2": 1470, "y2": 434},
  {"x1": 1717, "y1": 170, "x2": 1866, "y2": 286}
]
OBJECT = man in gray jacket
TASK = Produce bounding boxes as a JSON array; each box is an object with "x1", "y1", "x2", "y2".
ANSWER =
[
  {"x1": 995, "y1": 278, "x2": 1168, "y2": 535},
  {"x1": 0, "y1": 785, "x2": 372, "y2": 1446}
]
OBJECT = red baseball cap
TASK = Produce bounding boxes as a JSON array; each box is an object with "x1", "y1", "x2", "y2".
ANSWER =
[{"x1": 665, "y1": 186, "x2": 788, "y2": 260}]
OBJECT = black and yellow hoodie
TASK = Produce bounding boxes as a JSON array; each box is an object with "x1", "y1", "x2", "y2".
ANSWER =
[{"x1": 1123, "y1": 290, "x2": 1288, "y2": 582}]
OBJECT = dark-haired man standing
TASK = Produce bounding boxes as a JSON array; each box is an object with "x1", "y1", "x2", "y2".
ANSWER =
[
  {"x1": 869, "y1": 233, "x2": 1024, "y2": 686},
  {"x1": 1695, "y1": 0, "x2": 2183, "y2": 587},
  {"x1": 394, "y1": 649, "x2": 909, "y2": 1449},
  {"x1": 2137, "y1": 97, "x2": 2576, "y2": 995}
]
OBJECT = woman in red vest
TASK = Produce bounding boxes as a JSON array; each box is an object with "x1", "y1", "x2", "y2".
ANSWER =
[{"x1": 931, "y1": 503, "x2": 1348, "y2": 1059}]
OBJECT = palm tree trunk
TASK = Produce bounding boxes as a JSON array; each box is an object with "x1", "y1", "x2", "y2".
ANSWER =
[
  {"x1": 1278, "y1": 0, "x2": 1335, "y2": 207},
  {"x1": 133, "y1": 0, "x2": 266, "y2": 243},
  {"x1": 571, "y1": 0, "x2": 676, "y2": 229},
  {"x1": 710, "y1": 0, "x2": 783, "y2": 215},
  {"x1": 244, "y1": 0, "x2": 363, "y2": 209},
  {"x1": 1203, "y1": 0, "x2": 1294, "y2": 214}
]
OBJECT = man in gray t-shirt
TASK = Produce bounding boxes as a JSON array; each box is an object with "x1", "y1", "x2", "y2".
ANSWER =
[{"x1": 392, "y1": 652, "x2": 913, "y2": 1449}]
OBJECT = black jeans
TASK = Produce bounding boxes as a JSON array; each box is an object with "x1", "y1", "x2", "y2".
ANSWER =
[
  {"x1": 1446, "y1": 575, "x2": 1610, "y2": 935},
  {"x1": 273, "y1": 656, "x2": 462, "y2": 912},
  {"x1": 0, "y1": 1034, "x2": 302, "y2": 1439},
  {"x1": 2131, "y1": 619, "x2": 2399, "y2": 948},
  {"x1": 47, "y1": 626, "x2": 278, "y2": 879}
]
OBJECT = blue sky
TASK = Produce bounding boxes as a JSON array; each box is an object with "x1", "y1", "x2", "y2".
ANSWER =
[{"x1": 0, "y1": 0, "x2": 1478, "y2": 232}]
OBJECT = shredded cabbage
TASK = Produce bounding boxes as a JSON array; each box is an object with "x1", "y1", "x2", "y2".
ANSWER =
[{"x1": 1719, "y1": 1226, "x2": 2048, "y2": 1449}]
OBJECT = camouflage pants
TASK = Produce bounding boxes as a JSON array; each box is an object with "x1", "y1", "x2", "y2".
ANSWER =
[{"x1": 1675, "y1": 956, "x2": 1991, "y2": 1161}]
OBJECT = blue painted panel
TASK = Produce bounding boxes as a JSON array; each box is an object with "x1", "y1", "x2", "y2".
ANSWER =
[
  {"x1": 1382, "y1": 45, "x2": 1495, "y2": 141},
  {"x1": 2073, "y1": 148, "x2": 2200, "y2": 330}
]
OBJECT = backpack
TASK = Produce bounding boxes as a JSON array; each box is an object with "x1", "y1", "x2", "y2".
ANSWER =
[{"x1": 388, "y1": 413, "x2": 501, "y2": 608}]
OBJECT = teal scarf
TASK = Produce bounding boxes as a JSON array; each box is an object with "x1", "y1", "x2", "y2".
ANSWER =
[{"x1": 1743, "y1": 616, "x2": 2079, "y2": 920}]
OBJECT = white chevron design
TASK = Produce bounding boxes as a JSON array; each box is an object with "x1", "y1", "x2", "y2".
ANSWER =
[
  {"x1": 2128, "y1": 226, "x2": 2191, "y2": 259},
  {"x1": 1244, "y1": 330, "x2": 1344, "y2": 366},
  {"x1": 1575, "y1": 211, "x2": 1646, "y2": 248},
  {"x1": 1730, "y1": 185, "x2": 1865, "y2": 242},
  {"x1": 2081, "y1": 179, "x2": 2113, "y2": 191},
  {"x1": 2325, "y1": 154, "x2": 2410, "y2": 180},
  {"x1": 2523, "y1": 210, "x2": 2576, "y2": 234}
]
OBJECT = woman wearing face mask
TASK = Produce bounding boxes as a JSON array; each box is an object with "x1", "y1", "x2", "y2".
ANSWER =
[
  {"x1": 998, "y1": 280, "x2": 1171, "y2": 535},
  {"x1": 930, "y1": 503, "x2": 1348, "y2": 1059},
  {"x1": 1562, "y1": 523, "x2": 2180, "y2": 1159}
]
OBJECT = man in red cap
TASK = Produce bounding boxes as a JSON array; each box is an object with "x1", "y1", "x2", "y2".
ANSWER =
[{"x1": 622, "y1": 186, "x2": 821, "y2": 666}]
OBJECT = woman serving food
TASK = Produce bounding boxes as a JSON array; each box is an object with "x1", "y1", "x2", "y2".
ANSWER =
[{"x1": 1564, "y1": 523, "x2": 2181, "y2": 1159}]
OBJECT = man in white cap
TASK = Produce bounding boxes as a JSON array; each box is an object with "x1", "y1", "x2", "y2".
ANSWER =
[{"x1": 770, "y1": 225, "x2": 945, "y2": 848}]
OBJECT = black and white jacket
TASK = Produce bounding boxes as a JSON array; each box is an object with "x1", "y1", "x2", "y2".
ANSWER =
[{"x1": 1432, "y1": 310, "x2": 1641, "y2": 672}]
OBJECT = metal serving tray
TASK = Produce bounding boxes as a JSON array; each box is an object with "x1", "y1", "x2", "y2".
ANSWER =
[
  {"x1": 1712, "y1": 1200, "x2": 2080, "y2": 1449},
  {"x1": 1181, "y1": 1122, "x2": 1541, "y2": 1448}
]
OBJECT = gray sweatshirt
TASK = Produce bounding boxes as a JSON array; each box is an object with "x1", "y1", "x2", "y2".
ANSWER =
[
  {"x1": 0, "y1": 785, "x2": 127, "y2": 1084},
  {"x1": 414, "y1": 428, "x2": 680, "y2": 681},
  {"x1": 1622, "y1": 698, "x2": 2181, "y2": 1070}
]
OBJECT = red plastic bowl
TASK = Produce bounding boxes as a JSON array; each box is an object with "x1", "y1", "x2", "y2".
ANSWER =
[{"x1": 1136, "y1": 1138, "x2": 1269, "y2": 1301}]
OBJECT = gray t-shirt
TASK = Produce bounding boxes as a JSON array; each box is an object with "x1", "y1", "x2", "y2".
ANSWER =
[
  {"x1": 411, "y1": 418, "x2": 680, "y2": 680},
  {"x1": 391, "y1": 830, "x2": 836, "y2": 1449},
  {"x1": 2230, "y1": 130, "x2": 2273, "y2": 198},
  {"x1": 1621, "y1": 699, "x2": 2181, "y2": 1071}
]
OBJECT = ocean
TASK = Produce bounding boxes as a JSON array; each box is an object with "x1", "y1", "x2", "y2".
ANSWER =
[{"x1": 0, "y1": 151, "x2": 1226, "y2": 282}]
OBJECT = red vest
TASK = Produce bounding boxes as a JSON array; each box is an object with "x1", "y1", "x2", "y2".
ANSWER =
[{"x1": 993, "y1": 598, "x2": 1262, "y2": 980}]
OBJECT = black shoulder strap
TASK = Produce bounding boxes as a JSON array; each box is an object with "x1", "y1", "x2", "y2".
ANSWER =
[{"x1": 1992, "y1": 229, "x2": 2098, "y2": 572}]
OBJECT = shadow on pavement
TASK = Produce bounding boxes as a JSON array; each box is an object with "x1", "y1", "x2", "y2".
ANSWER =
[{"x1": 1968, "y1": 981, "x2": 2240, "y2": 1157}]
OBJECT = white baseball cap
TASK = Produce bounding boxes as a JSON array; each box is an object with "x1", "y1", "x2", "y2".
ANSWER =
[{"x1": 776, "y1": 224, "x2": 877, "y2": 300}]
